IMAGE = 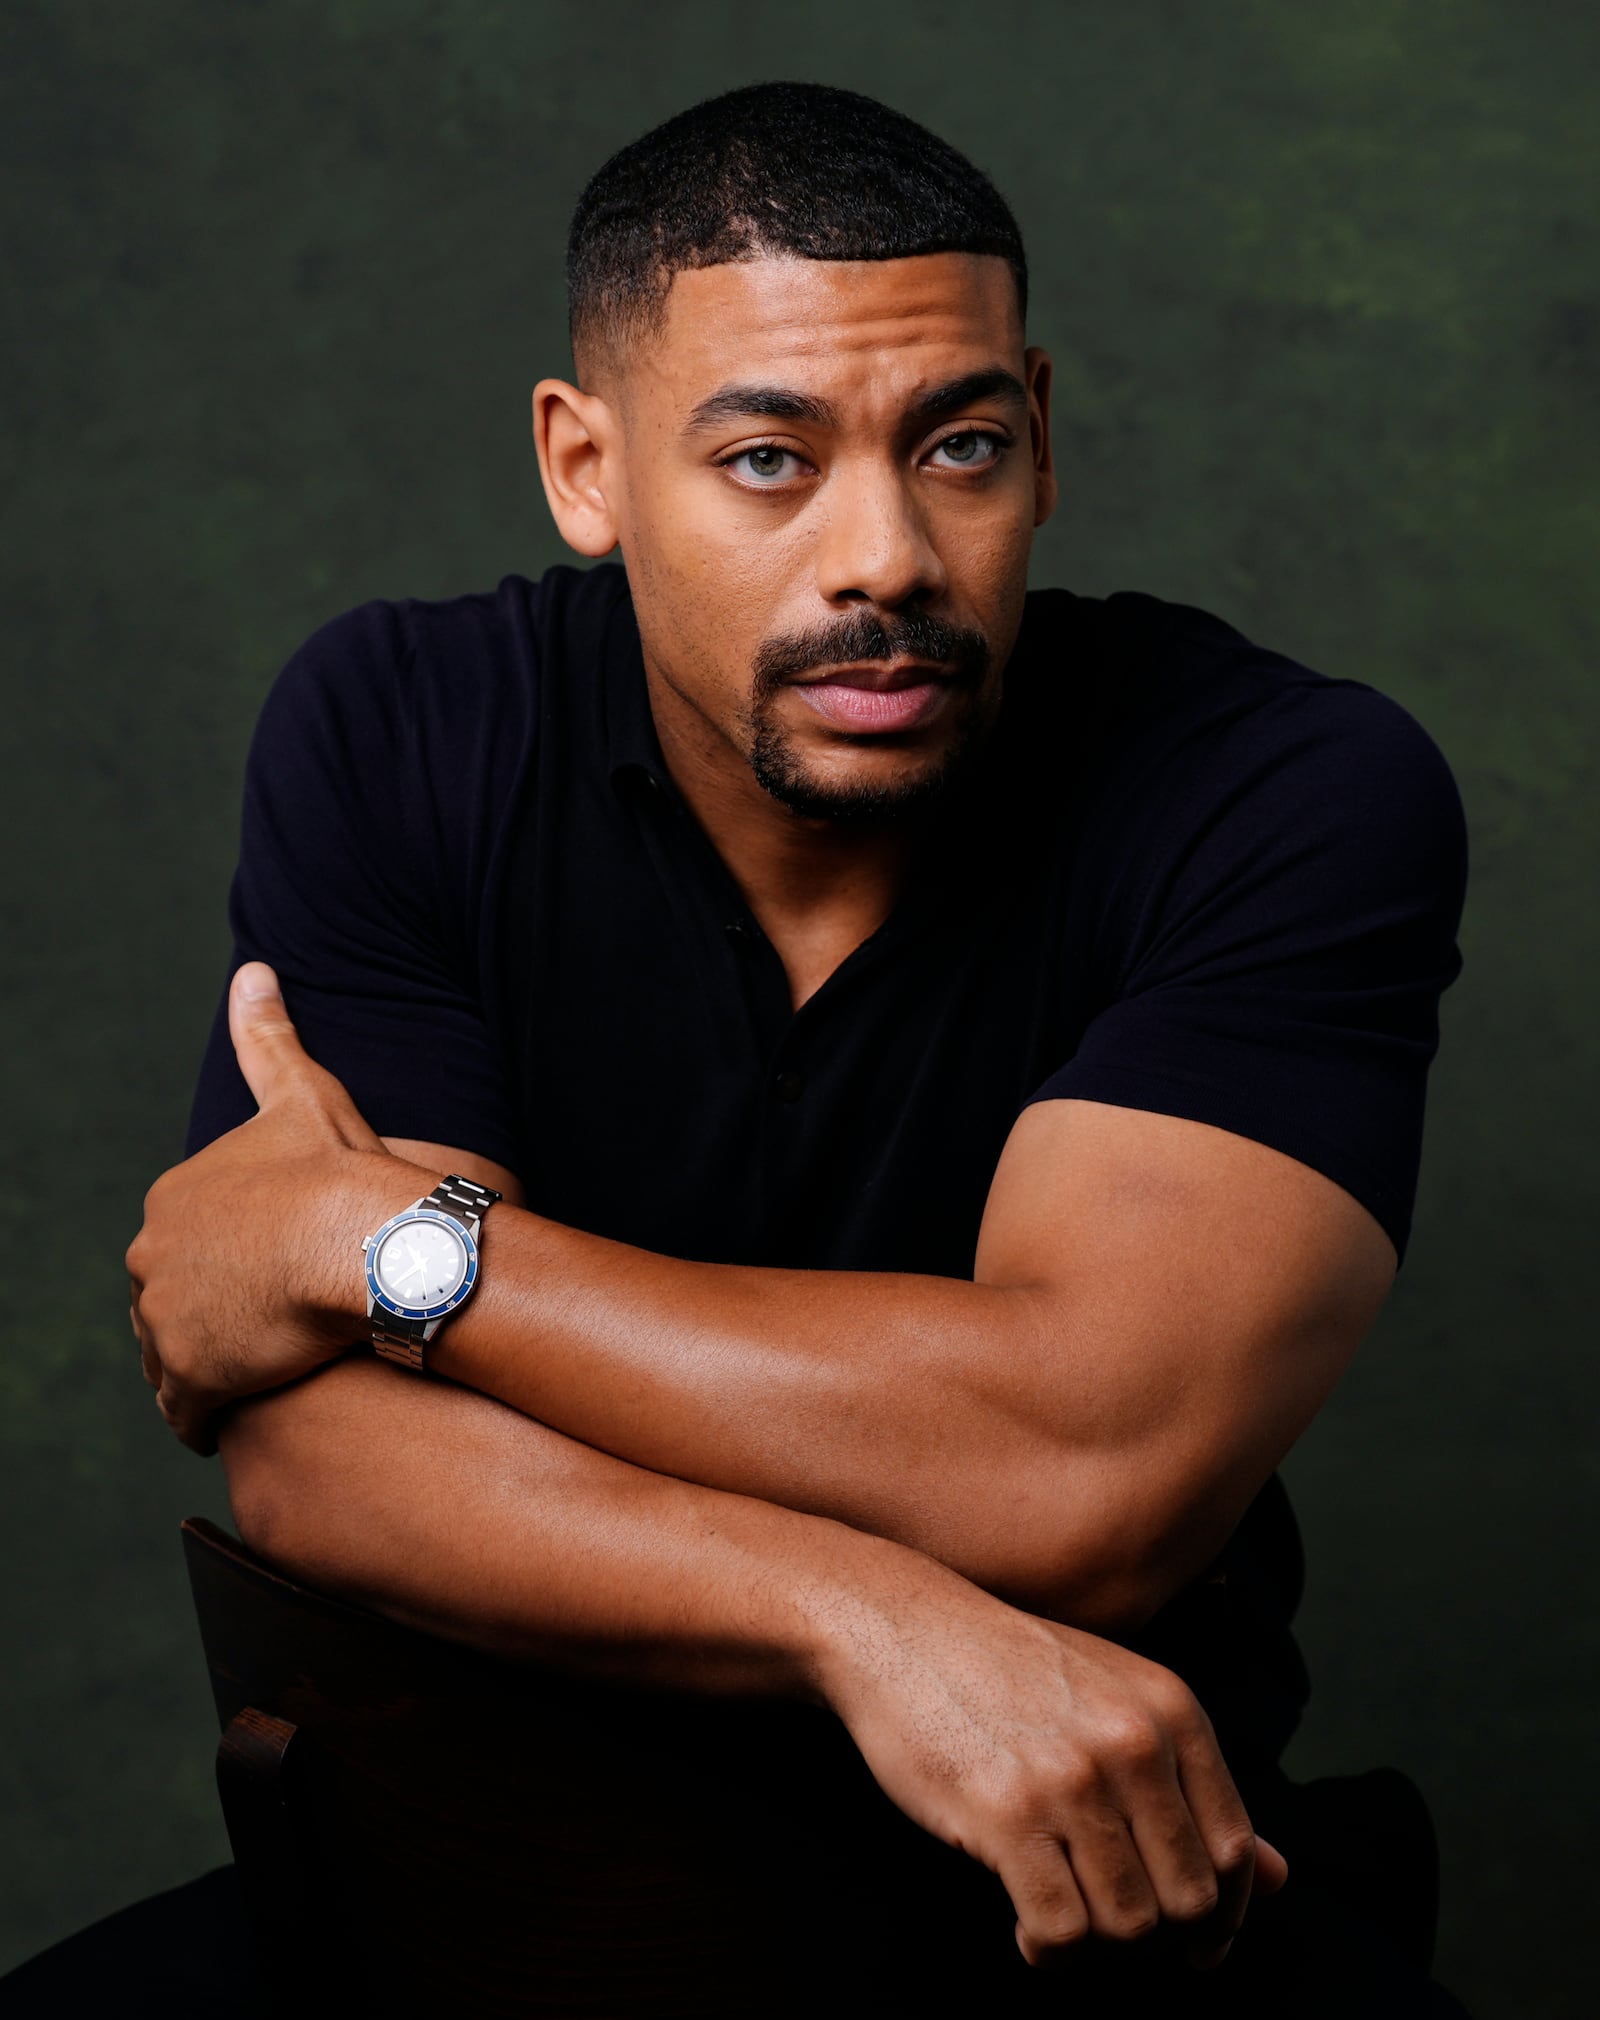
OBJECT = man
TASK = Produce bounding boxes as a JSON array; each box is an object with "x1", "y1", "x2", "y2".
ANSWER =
[{"x1": 49, "y1": 81, "x2": 1468, "y2": 2015}]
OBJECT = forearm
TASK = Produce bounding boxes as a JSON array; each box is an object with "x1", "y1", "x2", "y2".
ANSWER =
[
  {"x1": 155, "y1": 1001, "x2": 1303, "y2": 1630},
  {"x1": 217, "y1": 1351, "x2": 977, "y2": 1696},
  {"x1": 379, "y1": 1191, "x2": 1083, "y2": 1604}
]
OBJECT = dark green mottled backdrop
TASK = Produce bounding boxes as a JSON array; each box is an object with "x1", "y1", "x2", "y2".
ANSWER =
[{"x1": 2, "y1": 3, "x2": 1593, "y2": 2012}]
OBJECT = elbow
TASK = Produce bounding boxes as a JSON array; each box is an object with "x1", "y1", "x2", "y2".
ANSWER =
[
  {"x1": 975, "y1": 1478, "x2": 1223, "y2": 1639},
  {"x1": 216, "y1": 1396, "x2": 298, "y2": 1567},
  {"x1": 992, "y1": 1547, "x2": 1168, "y2": 1639},
  {"x1": 1064, "y1": 1564, "x2": 1181, "y2": 1639}
]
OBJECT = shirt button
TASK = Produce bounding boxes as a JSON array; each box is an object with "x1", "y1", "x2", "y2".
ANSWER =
[
  {"x1": 724, "y1": 921, "x2": 756, "y2": 952},
  {"x1": 771, "y1": 1068, "x2": 805, "y2": 1103}
]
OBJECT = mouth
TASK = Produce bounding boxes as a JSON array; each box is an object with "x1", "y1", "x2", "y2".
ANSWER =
[
  {"x1": 796, "y1": 659, "x2": 953, "y2": 693},
  {"x1": 790, "y1": 660, "x2": 956, "y2": 734}
]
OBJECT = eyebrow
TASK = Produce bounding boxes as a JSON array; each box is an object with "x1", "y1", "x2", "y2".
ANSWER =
[
  {"x1": 682, "y1": 367, "x2": 1029, "y2": 436},
  {"x1": 685, "y1": 384, "x2": 838, "y2": 432},
  {"x1": 908, "y1": 368, "x2": 1029, "y2": 424}
]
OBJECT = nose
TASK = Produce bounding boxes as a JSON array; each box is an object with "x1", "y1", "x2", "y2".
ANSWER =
[{"x1": 812, "y1": 456, "x2": 949, "y2": 610}]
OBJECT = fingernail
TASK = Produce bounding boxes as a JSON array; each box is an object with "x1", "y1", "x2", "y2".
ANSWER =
[{"x1": 238, "y1": 964, "x2": 278, "y2": 1001}]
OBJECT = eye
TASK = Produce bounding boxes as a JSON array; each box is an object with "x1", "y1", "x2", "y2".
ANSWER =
[
  {"x1": 928, "y1": 429, "x2": 1006, "y2": 471},
  {"x1": 723, "y1": 443, "x2": 805, "y2": 485}
]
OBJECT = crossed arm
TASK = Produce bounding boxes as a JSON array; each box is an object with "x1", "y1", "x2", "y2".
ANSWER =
[
  {"x1": 141, "y1": 970, "x2": 1393, "y2": 1623},
  {"x1": 393, "y1": 1092, "x2": 1389, "y2": 1630},
  {"x1": 130, "y1": 961, "x2": 1396, "y2": 1966}
]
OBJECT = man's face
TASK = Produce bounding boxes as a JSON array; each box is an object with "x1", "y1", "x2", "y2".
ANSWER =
[{"x1": 592, "y1": 252, "x2": 1054, "y2": 826}]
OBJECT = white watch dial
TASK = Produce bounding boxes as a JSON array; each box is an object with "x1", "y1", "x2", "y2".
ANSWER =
[{"x1": 375, "y1": 1217, "x2": 469, "y2": 1307}]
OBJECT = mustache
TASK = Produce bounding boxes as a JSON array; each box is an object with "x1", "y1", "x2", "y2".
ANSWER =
[{"x1": 752, "y1": 609, "x2": 990, "y2": 692}]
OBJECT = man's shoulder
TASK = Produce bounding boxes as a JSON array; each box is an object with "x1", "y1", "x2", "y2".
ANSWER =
[
  {"x1": 1009, "y1": 585, "x2": 1466, "y2": 949},
  {"x1": 1017, "y1": 581, "x2": 1457, "y2": 802},
  {"x1": 249, "y1": 562, "x2": 631, "y2": 797},
  {"x1": 1021, "y1": 579, "x2": 1356, "y2": 719},
  {"x1": 276, "y1": 561, "x2": 624, "y2": 712}
]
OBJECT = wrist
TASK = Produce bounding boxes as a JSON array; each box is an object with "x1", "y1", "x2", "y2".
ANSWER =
[
  {"x1": 316, "y1": 1148, "x2": 435, "y2": 1336},
  {"x1": 787, "y1": 1523, "x2": 965, "y2": 1715}
]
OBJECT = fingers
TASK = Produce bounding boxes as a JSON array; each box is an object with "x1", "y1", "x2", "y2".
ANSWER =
[
  {"x1": 1060, "y1": 1804, "x2": 1162, "y2": 1945},
  {"x1": 130, "y1": 1282, "x2": 161, "y2": 1391},
  {"x1": 1001, "y1": 1755, "x2": 1251, "y2": 1970},
  {"x1": 1004, "y1": 1806, "x2": 1218, "y2": 1969},
  {"x1": 1006, "y1": 1705, "x2": 1282, "y2": 1977},
  {"x1": 997, "y1": 1837, "x2": 1090, "y2": 1968},
  {"x1": 155, "y1": 1375, "x2": 221, "y2": 1458},
  {"x1": 130, "y1": 1288, "x2": 217, "y2": 1453},
  {"x1": 1123, "y1": 1780, "x2": 1227, "y2": 1952},
  {"x1": 1173, "y1": 1723, "x2": 1272, "y2": 1969}
]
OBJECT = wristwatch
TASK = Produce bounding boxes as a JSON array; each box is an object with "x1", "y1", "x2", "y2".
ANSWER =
[{"x1": 361, "y1": 1174, "x2": 502, "y2": 1373}]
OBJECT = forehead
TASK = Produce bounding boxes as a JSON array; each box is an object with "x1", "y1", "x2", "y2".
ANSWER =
[{"x1": 633, "y1": 252, "x2": 1023, "y2": 414}]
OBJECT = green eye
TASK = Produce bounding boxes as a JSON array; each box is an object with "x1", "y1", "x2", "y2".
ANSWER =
[
  {"x1": 738, "y1": 445, "x2": 793, "y2": 481},
  {"x1": 935, "y1": 431, "x2": 1000, "y2": 467}
]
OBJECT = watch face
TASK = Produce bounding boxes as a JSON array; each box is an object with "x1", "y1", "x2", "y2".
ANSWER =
[{"x1": 373, "y1": 1216, "x2": 470, "y2": 1312}]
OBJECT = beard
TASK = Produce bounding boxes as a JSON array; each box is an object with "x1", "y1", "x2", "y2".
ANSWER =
[{"x1": 741, "y1": 607, "x2": 993, "y2": 824}]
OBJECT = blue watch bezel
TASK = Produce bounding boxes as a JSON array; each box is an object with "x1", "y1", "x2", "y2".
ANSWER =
[{"x1": 365, "y1": 1206, "x2": 480, "y2": 1323}]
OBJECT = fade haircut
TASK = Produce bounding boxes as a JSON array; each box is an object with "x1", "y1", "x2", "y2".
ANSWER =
[{"x1": 565, "y1": 81, "x2": 1028, "y2": 383}]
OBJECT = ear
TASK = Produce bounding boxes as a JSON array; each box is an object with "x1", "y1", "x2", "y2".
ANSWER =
[
  {"x1": 532, "y1": 378, "x2": 622, "y2": 558},
  {"x1": 1023, "y1": 347, "x2": 1058, "y2": 529}
]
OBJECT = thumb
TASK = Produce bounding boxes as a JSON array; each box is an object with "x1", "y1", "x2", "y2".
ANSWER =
[{"x1": 228, "y1": 962, "x2": 310, "y2": 1109}]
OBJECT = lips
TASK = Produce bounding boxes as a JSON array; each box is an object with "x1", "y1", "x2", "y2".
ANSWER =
[
  {"x1": 808, "y1": 666, "x2": 945, "y2": 698},
  {"x1": 791, "y1": 663, "x2": 953, "y2": 733}
]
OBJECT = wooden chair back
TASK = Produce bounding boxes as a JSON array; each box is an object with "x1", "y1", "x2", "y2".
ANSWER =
[{"x1": 181, "y1": 1516, "x2": 1009, "y2": 2017}]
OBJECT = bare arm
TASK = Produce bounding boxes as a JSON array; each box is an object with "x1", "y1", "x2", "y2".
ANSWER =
[
  {"x1": 409, "y1": 1100, "x2": 1391, "y2": 1627},
  {"x1": 135, "y1": 965, "x2": 1393, "y2": 1628},
  {"x1": 220, "y1": 1347, "x2": 889, "y2": 1696}
]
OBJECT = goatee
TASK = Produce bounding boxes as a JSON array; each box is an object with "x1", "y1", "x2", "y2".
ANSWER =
[{"x1": 743, "y1": 608, "x2": 991, "y2": 825}]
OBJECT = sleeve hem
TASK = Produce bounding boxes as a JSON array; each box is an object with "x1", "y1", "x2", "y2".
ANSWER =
[
  {"x1": 358, "y1": 1106, "x2": 523, "y2": 1181},
  {"x1": 1017, "y1": 1063, "x2": 1410, "y2": 1264}
]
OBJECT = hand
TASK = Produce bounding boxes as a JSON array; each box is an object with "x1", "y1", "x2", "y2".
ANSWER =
[
  {"x1": 817, "y1": 1557, "x2": 1288, "y2": 1972},
  {"x1": 127, "y1": 962, "x2": 429, "y2": 1454}
]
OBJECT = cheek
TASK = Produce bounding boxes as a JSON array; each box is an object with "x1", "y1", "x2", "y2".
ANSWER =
[
  {"x1": 627, "y1": 482, "x2": 798, "y2": 652},
  {"x1": 645, "y1": 483, "x2": 804, "y2": 607},
  {"x1": 626, "y1": 470, "x2": 720, "y2": 587},
  {"x1": 935, "y1": 495, "x2": 1034, "y2": 618},
  {"x1": 619, "y1": 507, "x2": 769, "y2": 713}
]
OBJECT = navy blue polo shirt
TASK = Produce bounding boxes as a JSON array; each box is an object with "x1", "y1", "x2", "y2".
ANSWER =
[{"x1": 188, "y1": 559, "x2": 1467, "y2": 1762}]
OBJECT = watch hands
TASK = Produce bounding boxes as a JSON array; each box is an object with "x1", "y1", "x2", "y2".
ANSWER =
[{"x1": 389, "y1": 1240, "x2": 429, "y2": 1288}]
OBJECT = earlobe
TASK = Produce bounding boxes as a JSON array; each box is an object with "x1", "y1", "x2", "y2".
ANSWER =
[{"x1": 532, "y1": 378, "x2": 621, "y2": 558}]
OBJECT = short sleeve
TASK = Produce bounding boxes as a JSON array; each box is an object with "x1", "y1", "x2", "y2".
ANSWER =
[
  {"x1": 185, "y1": 600, "x2": 522, "y2": 1173},
  {"x1": 1018, "y1": 682, "x2": 1468, "y2": 1263}
]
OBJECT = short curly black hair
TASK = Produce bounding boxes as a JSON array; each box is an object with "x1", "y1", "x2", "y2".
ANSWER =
[{"x1": 566, "y1": 81, "x2": 1028, "y2": 381}]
